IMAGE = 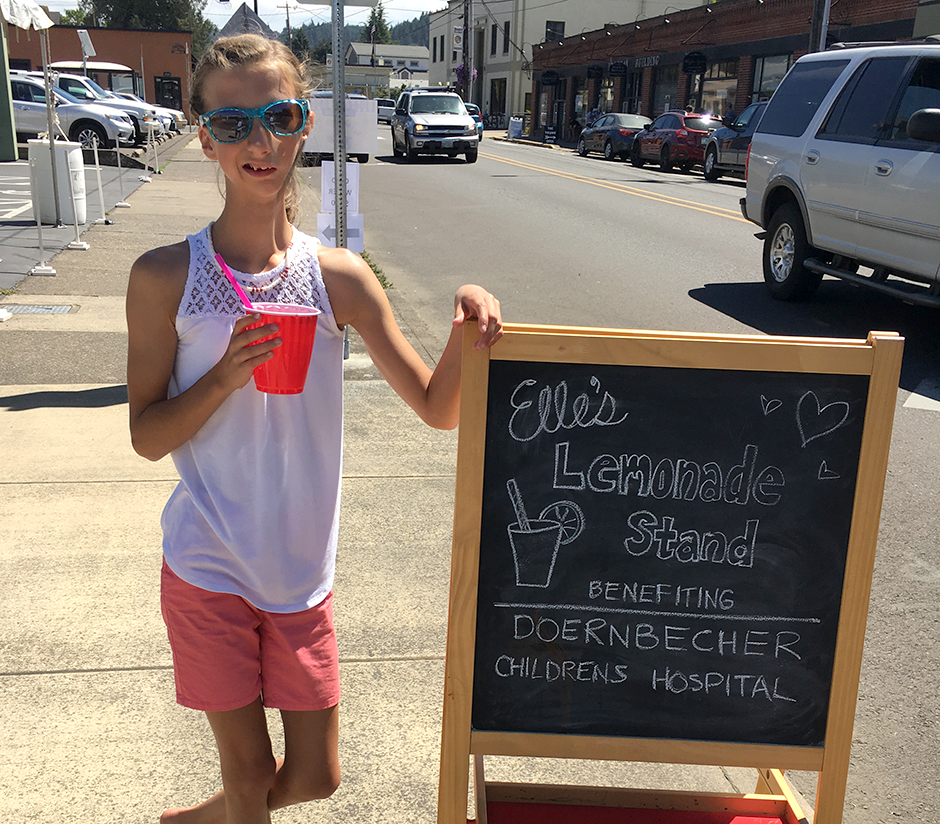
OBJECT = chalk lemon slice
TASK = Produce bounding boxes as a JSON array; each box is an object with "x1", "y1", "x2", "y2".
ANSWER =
[{"x1": 539, "y1": 501, "x2": 585, "y2": 545}]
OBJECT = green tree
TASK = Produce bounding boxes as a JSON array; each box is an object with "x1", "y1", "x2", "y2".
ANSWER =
[
  {"x1": 310, "y1": 38, "x2": 331, "y2": 65},
  {"x1": 60, "y1": 8, "x2": 92, "y2": 25},
  {"x1": 78, "y1": 0, "x2": 217, "y2": 58},
  {"x1": 361, "y1": 1, "x2": 391, "y2": 45},
  {"x1": 284, "y1": 28, "x2": 311, "y2": 62}
]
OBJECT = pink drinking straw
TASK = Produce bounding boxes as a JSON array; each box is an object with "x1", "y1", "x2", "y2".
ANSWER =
[{"x1": 214, "y1": 253, "x2": 255, "y2": 312}]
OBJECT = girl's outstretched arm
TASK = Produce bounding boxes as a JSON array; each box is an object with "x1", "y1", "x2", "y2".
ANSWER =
[{"x1": 321, "y1": 247, "x2": 502, "y2": 430}]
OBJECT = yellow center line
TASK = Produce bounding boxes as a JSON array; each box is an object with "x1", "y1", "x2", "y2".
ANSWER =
[{"x1": 478, "y1": 151, "x2": 750, "y2": 223}]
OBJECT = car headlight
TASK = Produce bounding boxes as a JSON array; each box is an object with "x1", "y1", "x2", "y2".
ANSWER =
[
  {"x1": 466, "y1": 125, "x2": 476, "y2": 135},
  {"x1": 413, "y1": 124, "x2": 425, "y2": 132}
]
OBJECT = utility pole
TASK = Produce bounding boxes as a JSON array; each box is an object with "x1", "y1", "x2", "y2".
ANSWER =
[
  {"x1": 809, "y1": 0, "x2": 832, "y2": 53},
  {"x1": 279, "y1": 3, "x2": 292, "y2": 45},
  {"x1": 462, "y1": 0, "x2": 473, "y2": 103}
]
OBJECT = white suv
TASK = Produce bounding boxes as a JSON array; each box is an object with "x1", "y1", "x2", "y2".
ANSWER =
[
  {"x1": 30, "y1": 71, "x2": 165, "y2": 145},
  {"x1": 390, "y1": 89, "x2": 479, "y2": 163},
  {"x1": 742, "y1": 41, "x2": 940, "y2": 308},
  {"x1": 11, "y1": 75, "x2": 135, "y2": 148}
]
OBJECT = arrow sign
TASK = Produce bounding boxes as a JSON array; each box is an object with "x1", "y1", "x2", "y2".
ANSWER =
[{"x1": 318, "y1": 213, "x2": 364, "y2": 253}]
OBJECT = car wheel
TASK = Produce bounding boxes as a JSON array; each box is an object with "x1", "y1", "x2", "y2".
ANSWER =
[
  {"x1": 404, "y1": 139, "x2": 417, "y2": 163},
  {"x1": 763, "y1": 202, "x2": 823, "y2": 301},
  {"x1": 577, "y1": 138, "x2": 588, "y2": 157},
  {"x1": 71, "y1": 121, "x2": 107, "y2": 149},
  {"x1": 392, "y1": 135, "x2": 404, "y2": 158},
  {"x1": 604, "y1": 140, "x2": 616, "y2": 161},
  {"x1": 630, "y1": 142, "x2": 645, "y2": 167},
  {"x1": 466, "y1": 148, "x2": 478, "y2": 163},
  {"x1": 659, "y1": 145, "x2": 673, "y2": 172},
  {"x1": 703, "y1": 146, "x2": 721, "y2": 181}
]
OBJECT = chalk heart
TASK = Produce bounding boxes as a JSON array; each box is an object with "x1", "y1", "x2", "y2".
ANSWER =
[
  {"x1": 797, "y1": 391, "x2": 850, "y2": 447},
  {"x1": 818, "y1": 461, "x2": 840, "y2": 480},
  {"x1": 761, "y1": 395, "x2": 782, "y2": 416}
]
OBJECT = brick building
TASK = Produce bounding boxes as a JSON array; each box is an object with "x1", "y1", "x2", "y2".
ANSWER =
[
  {"x1": 6, "y1": 24, "x2": 192, "y2": 118},
  {"x1": 530, "y1": 0, "x2": 920, "y2": 142}
]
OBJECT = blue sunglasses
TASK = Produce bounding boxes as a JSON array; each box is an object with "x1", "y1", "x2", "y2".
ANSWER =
[{"x1": 201, "y1": 98, "x2": 309, "y2": 143}]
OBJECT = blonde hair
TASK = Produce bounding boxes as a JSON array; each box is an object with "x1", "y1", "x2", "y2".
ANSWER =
[{"x1": 191, "y1": 34, "x2": 312, "y2": 225}]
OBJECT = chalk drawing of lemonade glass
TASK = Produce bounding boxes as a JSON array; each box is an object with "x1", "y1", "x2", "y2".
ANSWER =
[{"x1": 506, "y1": 479, "x2": 585, "y2": 587}]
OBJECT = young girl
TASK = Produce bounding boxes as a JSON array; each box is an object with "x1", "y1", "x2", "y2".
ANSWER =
[{"x1": 126, "y1": 34, "x2": 501, "y2": 824}]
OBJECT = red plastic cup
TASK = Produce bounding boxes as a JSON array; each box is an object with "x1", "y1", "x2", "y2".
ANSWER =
[{"x1": 247, "y1": 303, "x2": 321, "y2": 395}]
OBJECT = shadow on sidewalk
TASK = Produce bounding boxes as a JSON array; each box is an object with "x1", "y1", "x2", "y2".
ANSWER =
[{"x1": 1, "y1": 384, "x2": 128, "y2": 411}]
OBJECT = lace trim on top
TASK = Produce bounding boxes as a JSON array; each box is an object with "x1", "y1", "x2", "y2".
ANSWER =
[{"x1": 179, "y1": 225, "x2": 329, "y2": 317}]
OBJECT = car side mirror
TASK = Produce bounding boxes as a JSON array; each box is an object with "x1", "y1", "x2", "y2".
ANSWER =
[{"x1": 907, "y1": 108, "x2": 940, "y2": 143}]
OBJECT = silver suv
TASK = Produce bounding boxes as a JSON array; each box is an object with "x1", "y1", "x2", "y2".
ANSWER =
[
  {"x1": 742, "y1": 41, "x2": 940, "y2": 308},
  {"x1": 30, "y1": 71, "x2": 165, "y2": 145},
  {"x1": 390, "y1": 89, "x2": 479, "y2": 163},
  {"x1": 11, "y1": 75, "x2": 135, "y2": 148}
]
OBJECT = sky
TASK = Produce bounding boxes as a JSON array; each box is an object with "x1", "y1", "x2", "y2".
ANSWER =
[{"x1": 39, "y1": 0, "x2": 448, "y2": 36}]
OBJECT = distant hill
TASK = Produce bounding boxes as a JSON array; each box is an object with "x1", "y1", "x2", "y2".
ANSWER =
[{"x1": 299, "y1": 12, "x2": 428, "y2": 48}]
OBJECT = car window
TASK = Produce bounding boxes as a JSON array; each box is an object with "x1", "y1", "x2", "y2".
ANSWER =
[
  {"x1": 595, "y1": 115, "x2": 612, "y2": 128},
  {"x1": 651, "y1": 115, "x2": 670, "y2": 129},
  {"x1": 60, "y1": 78, "x2": 96, "y2": 100},
  {"x1": 734, "y1": 104, "x2": 763, "y2": 129},
  {"x1": 615, "y1": 114, "x2": 651, "y2": 129},
  {"x1": 819, "y1": 56, "x2": 910, "y2": 143},
  {"x1": 410, "y1": 94, "x2": 463, "y2": 114},
  {"x1": 683, "y1": 116, "x2": 717, "y2": 131},
  {"x1": 12, "y1": 81, "x2": 34, "y2": 102},
  {"x1": 757, "y1": 59, "x2": 850, "y2": 137},
  {"x1": 888, "y1": 58, "x2": 940, "y2": 142}
]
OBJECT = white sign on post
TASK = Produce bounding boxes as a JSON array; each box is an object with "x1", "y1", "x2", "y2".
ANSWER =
[
  {"x1": 304, "y1": 97, "x2": 378, "y2": 157},
  {"x1": 318, "y1": 213, "x2": 364, "y2": 253},
  {"x1": 320, "y1": 160, "x2": 359, "y2": 216},
  {"x1": 318, "y1": 159, "x2": 364, "y2": 252}
]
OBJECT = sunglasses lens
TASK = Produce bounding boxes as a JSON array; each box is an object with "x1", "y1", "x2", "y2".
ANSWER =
[
  {"x1": 264, "y1": 101, "x2": 305, "y2": 135},
  {"x1": 208, "y1": 110, "x2": 250, "y2": 142}
]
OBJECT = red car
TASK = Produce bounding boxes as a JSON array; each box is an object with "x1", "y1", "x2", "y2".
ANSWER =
[{"x1": 630, "y1": 111, "x2": 720, "y2": 172}]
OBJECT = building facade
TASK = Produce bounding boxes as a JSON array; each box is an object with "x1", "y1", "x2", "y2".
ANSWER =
[
  {"x1": 429, "y1": 0, "x2": 706, "y2": 126},
  {"x1": 530, "y1": 0, "x2": 920, "y2": 142},
  {"x1": 6, "y1": 23, "x2": 192, "y2": 117}
]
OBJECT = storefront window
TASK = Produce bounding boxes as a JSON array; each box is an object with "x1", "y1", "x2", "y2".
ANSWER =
[
  {"x1": 652, "y1": 65, "x2": 678, "y2": 115},
  {"x1": 701, "y1": 59, "x2": 738, "y2": 117},
  {"x1": 621, "y1": 72, "x2": 642, "y2": 113},
  {"x1": 600, "y1": 79, "x2": 614, "y2": 113},
  {"x1": 573, "y1": 76, "x2": 587, "y2": 126},
  {"x1": 752, "y1": 54, "x2": 792, "y2": 102}
]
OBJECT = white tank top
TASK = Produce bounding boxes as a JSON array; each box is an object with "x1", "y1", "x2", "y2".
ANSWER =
[{"x1": 161, "y1": 224, "x2": 344, "y2": 613}]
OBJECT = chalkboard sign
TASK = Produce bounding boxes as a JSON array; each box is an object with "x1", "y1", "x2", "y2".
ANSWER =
[
  {"x1": 438, "y1": 325, "x2": 903, "y2": 824},
  {"x1": 472, "y1": 361, "x2": 868, "y2": 747}
]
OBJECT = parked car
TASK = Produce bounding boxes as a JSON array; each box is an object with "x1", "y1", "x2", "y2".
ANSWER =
[
  {"x1": 390, "y1": 88, "x2": 479, "y2": 163},
  {"x1": 631, "y1": 111, "x2": 720, "y2": 171},
  {"x1": 29, "y1": 71, "x2": 164, "y2": 144},
  {"x1": 577, "y1": 113, "x2": 651, "y2": 160},
  {"x1": 376, "y1": 97, "x2": 396, "y2": 124},
  {"x1": 702, "y1": 101, "x2": 766, "y2": 180},
  {"x1": 114, "y1": 91, "x2": 186, "y2": 132},
  {"x1": 465, "y1": 102, "x2": 484, "y2": 140},
  {"x1": 10, "y1": 75, "x2": 135, "y2": 148},
  {"x1": 742, "y1": 41, "x2": 940, "y2": 307}
]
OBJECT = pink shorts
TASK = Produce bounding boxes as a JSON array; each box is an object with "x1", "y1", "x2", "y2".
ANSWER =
[{"x1": 160, "y1": 561, "x2": 341, "y2": 712}]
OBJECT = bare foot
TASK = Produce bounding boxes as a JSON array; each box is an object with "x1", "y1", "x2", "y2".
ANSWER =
[{"x1": 160, "y1": 791, "x2": 225, "y2": 824}]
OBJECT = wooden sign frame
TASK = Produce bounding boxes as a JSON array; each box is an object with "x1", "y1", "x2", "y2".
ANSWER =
[{"x1": 439, "y1": 324, "x2": 903, "y2": 824}]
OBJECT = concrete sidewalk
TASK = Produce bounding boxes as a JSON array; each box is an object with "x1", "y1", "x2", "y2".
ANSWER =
[{"x1": 1, "y1": 135, "x2": 780, "y2": 823}]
